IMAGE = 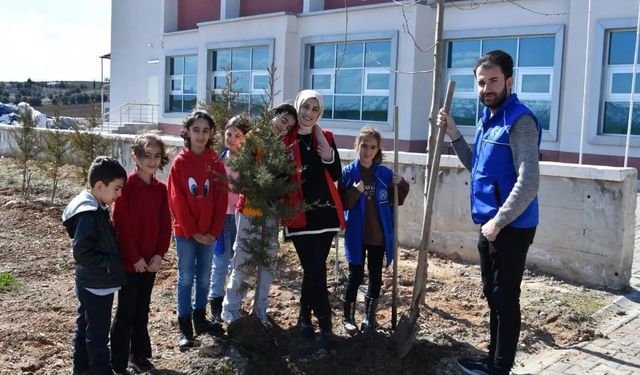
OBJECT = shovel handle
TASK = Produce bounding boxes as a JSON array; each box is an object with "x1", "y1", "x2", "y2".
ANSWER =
[{"x1": 411, "y1": 80, "x2": 456, "y2": 310}]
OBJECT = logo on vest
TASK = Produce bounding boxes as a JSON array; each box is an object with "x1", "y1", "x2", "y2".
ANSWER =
[{"x1": 378, "y1": 189, "x2": 388, "y2": 201}]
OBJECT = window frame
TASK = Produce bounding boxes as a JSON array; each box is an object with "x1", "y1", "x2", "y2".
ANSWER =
[
  {"x1": 300, "y1": 31, "x2": 398, "y2": 131},
  {"x1": 586, "y1": 18, "x2": 640, "y2": 147},
  {"x1": 206, "y1": 38, "x2": 275, "y2": 115},
  {"x1": 443, "y1": 25, "x2": 565, "y2": 142},
  {"x1": 599, "y1": 26, "x2": 640, "y2": 137},
  {"x1": 165, "y1": 53, "x2": 198, "y2": 114}
]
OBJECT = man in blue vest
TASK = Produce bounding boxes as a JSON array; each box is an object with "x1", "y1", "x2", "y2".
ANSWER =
[{"x1": 438, "y1": 50, "x2": 541, "y2": 375}]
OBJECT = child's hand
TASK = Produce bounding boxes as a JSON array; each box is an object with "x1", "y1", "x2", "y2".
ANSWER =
[
  {"x1": 133, "y1": 258, "x2": 148, "y2": 273},
  {"x1": 314, "y1": 126, "x2": 333, "y2": 161},
  {"x1": 354, "y1": 180, "x2": 365, "y2": 193},
  {"x1": 147, "y1": 255, "x2": 163, "y2": 272},
  {"x1": 193, "y1": 233, "x2": 209, "y2": 245},
  {"x1": 204, "y1": 234, "x2": 216, "y2": 245},
  {"x1": 392, "y1": 174, "x2": 402, "y2": 184}
]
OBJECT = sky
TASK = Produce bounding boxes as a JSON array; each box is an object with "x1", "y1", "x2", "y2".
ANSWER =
[{"x1": 0, "y1": 0, "x2": 111, "y2": 82}]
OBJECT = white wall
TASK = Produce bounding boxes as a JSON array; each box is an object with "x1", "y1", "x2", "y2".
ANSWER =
[
  {"x1": 110, "y1": 0, "x2": 640, "y2": 159},
  {"x1": 110, "y1": 0, "x2": 163, "y2": 113}
]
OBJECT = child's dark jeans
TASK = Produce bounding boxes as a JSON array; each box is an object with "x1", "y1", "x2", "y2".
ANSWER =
[
  {"x1": 110, "y1": 272, "x2": 156, "y2": 372},
  {"x1": 73, "y1": 285, "x2": 115, "y2": 375}
]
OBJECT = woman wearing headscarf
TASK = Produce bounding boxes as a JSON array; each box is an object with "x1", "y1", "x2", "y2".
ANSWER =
[{"x1": 282, "y1": 90, "x2": 344, "y2": 343}]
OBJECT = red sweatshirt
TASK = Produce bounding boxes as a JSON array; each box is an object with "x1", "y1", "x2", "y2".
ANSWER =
[
  {"x1": 112, "y1": 172, "x2": 172, "y2": 272},
  {"x1": 167, "y1": 147, "x2": 228, "y2": 239}
]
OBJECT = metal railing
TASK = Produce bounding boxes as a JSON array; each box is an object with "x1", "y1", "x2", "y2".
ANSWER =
[{"x1": 101, "y1": 103, "x2": 159, "y2": 133}]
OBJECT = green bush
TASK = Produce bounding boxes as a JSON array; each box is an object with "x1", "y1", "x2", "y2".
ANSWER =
[{"x1": 0, "y1": 272, "x2": 20, "y2": 293}]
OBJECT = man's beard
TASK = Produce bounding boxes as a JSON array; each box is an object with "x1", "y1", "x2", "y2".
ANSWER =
[{"x1": 480, "y1": 84, "x2": 508, "y2": 109}]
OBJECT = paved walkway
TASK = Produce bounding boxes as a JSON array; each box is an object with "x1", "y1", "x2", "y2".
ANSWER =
[{"x1": 519, "y1": 195, "x2": 640, "y2": 374}]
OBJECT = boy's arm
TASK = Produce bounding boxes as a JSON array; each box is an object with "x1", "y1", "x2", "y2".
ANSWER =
[
  {"x1": 73, "y1": 213, "x2": 110, "y2": 269},
  {"x1": 168, "y1": 161, "x2": 199, "y2": 238},
  {"x1": 112, "y1": 189, "x2": 142, "y2": 265},
  {"x1": 157, "y1": 187, "x2": 172, "y2": 258},
  {"x1": 208, "y1": 160, "x2": 228, "y2": 238}
]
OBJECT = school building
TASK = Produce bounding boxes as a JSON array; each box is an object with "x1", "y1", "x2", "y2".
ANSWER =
[{"x1": 109, "y1": 0, "x2": 640, "y2": 169}]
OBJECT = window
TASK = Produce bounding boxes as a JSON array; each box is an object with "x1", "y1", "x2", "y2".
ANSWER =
[
  {"x1": 168, "y1": 55, "x2": 197, "y2": 112},
  {"x1": 305, "y1": 40, "x2": 392, "y2": 122},
  {"x1": 445, "y1": 36, "x2": 557, "y2": 131},
  {"x1": 601, "y1": 29, "x2": 640, "y2": 135},
  {"x1": 210, "y1": 46, "x2": 270, "y2": 115}
]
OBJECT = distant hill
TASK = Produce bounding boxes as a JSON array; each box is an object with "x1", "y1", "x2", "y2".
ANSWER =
[{"x1": 0, "y1": 79, "x2": 108, "y2": 118}]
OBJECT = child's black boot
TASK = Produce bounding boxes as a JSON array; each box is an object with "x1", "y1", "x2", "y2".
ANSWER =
[
  {"x1": 360, "y1": 297, "x2": 379, "y2": 331},
  {"x1": 342, "y1": 301, "x2": 358, "y2": 335},
  {"x1": 193, "y1": 308, "x2": 223, "y2": 336},
  {"x1": 209, "y1": 297, "x2": 224, "y2": 324},
  {"x1": 177, "y1": 315, "x2": 200, "y2": 350},
  {"x1": 296, "y1": 304, "x2": 314, "y2": 339}
]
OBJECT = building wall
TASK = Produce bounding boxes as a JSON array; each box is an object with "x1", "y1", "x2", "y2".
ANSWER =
[
  {"x1": 177, "y1": 0, "x2": 220, "y2": 30},
  {"x1": 111, "y1": 0, "x2": 640, "y2": 165},
  {"x1": 110, "y1": 0, "x2": 163, "y2": 118},
  {"x1": 324, "y1": 0, "x2": 391, "y2": 10},
  {"x1": 239, "y1": 0, "x2": 302, "y2": 17}
]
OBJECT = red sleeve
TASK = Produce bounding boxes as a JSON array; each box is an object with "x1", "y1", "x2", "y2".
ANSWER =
[
  {"x1": 168, "y1": 158, "x2": 199, "y2": 238},
  {"x1": 207, "y1": 158, "x2": 228, "y2": 238},
  {"x1": 112, "y1": 185, "x2": 142, "y2": 265},
  {"x1": 157, "y1": 184, "x2": 172, "y2": 258}
]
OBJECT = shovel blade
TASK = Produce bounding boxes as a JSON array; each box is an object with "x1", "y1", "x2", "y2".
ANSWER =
[{"x1": 389, "y1": 313, "x2": 419, "y2": 358}]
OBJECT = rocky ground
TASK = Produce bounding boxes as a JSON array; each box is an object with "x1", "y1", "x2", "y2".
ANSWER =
[{"x1": 0, "y1": 157, "x2": 618, "y2": 374}]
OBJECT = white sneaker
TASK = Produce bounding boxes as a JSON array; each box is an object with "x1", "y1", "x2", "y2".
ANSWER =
[{"x1": 221, "y1": 308, "x2": 241, "y2": 323}]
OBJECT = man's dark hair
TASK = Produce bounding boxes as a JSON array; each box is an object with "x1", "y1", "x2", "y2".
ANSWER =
[
  {"x1": 88, "y1": 156, "x2": 127, "y2": 188},
  {"x1": 272, "y1": 103, "x2": 297, "y2": 120},
  {"x1": 474, "y1": 50, "x2": 514, "y2": 79}
]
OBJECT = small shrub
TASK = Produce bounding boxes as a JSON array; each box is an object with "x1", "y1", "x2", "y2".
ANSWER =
[
  {"x1": 10, "y1": 107, "x2": 40, "y2": 199},
  {"x1": 0, "y1": 272, "x2": 20, "y2": 293},
  {"x1": 69, "y1": 102, "x2": 115, "y2": 184}
]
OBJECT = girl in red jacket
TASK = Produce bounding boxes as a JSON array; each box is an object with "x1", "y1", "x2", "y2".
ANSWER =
[
  {"x1": 167, "y1": 110, "x2": 227, "y2": 349},
  {"x1": 110, "y1": 133, "x2": 171, "y2": 374}
]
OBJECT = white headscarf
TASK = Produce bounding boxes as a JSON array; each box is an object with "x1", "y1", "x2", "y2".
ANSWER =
[{"x1": 294, "y1": 89, "x2": 324, "y2": 121}]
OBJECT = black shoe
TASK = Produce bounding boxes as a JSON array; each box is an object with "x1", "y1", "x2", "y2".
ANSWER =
[
  {"x1": 456, "y1": 357, "x2": 490, "y2": 375},
  {"x1": 209, "y1": 297, "x2": 224, "y2": 324},
  {"x1": 360, "y1": 297, "x2": 379, "y2": 331},
  {"x1": 297, "y1": 304, "x2": 315, "y2": 339},
  {"x1": 193, "y1": 308, "x2": 223, "y2": 336},
  {"x1": 342, "y1": 301, "x2": 358, "y2": 335},
  {"x1": 177, "y1": 315, "x2": 200, "y2": 350},
  {"x1": 128, "y1": 356, "x2": 155, "y2": 373},
  {"x1": 112, "y1": 369, "x2": 133, "y2": 375}
]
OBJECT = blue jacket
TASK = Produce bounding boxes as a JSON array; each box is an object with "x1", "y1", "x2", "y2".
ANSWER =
[
  {"x1": 342, "y1": 160, "x2": 396, "y2": 266},
  {"x1": 471, "y1": 93, "x2": 541, "y2": 228}
]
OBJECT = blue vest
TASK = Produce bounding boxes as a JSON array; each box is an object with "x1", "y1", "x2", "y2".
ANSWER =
[
  {"x1": 342, "y1": 160, "x2": 395, "y2": 266},
  {"x1": 471, "y1": 94, "x2": 541, "y2": 228}
]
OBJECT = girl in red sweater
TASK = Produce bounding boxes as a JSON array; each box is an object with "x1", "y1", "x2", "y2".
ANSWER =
[
  {"x1": 110, "y1": 133, "x2": 171, "y2": 374},
  {"x1": 167, "y1": 110, "x2": 227, "y2": 349}
]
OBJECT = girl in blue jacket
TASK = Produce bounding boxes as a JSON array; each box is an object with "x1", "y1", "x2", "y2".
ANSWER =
[{"x1": 339, "y1": 126, "x2": 409, "y2": 334}]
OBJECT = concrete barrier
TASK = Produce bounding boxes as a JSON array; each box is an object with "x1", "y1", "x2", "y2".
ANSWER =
[{"x1": 0, "y1": 125, "x2": 636, "y2": 289}]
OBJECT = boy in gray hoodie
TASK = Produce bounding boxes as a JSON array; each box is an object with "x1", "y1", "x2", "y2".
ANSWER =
[{"x1": 62, "y1": 156, "x2": 127, "y2": 375}]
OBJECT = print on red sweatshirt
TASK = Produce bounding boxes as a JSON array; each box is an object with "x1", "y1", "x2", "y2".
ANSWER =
[{"x1": 167, "y1": 147, "x2": 228, "y2": 240}]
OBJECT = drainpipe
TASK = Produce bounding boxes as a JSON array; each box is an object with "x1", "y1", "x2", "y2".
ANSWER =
[{"x1": 578, "y1": 0, "x2": 592, "y2": 165}]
